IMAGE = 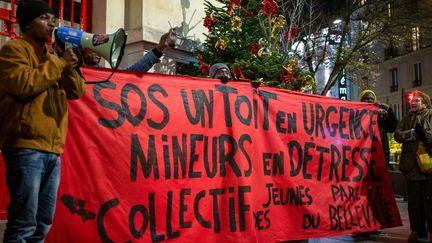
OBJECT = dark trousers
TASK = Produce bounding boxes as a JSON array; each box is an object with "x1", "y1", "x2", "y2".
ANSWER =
[{"x1": 406, "y1": 180, "x2": 432, "y2": 235}]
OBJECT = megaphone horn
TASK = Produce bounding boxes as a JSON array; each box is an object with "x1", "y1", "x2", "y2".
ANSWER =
[{"x1": 55, "y1": 26, "x2": 127, "y2": 69}]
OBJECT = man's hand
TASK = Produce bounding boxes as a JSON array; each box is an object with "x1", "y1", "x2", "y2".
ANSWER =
[
  {"x1": 374, "y1": 101, "x2": 390, "y2": 111},
  {"x1": 377, "y1": 108, "x2": 388, "y2": 119},
  {"x1": 374, "y1": 102, "x2": 390, "y2": 120},
  {"x1": 62, "y1": 48, "x2": 80, "y2": 69},
  {"x1": 155, "y1": 28, "x2": 176, "y2": 53}
]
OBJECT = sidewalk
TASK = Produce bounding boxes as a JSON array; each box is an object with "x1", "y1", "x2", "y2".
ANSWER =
[
  {"x1": 308, "y1": 197, "x2": 413, "y2": 243},
  {"x1": 0, "y1": 198, "x2": 416, "y2": 242}
]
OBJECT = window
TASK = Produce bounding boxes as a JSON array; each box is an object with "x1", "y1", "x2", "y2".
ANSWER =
[
  {"x1": 387, "y1": 3, "x2": 393, "y2": 18},
  {"x1": 390, "y1": 68, "x2": 398, "y2": 92},
  {"x1": 51, "y1": 0, "x2": 85, "y2": 29},
  {"x1": 361, "y1": 76, "x2": 369, "y2": 89},
  {"x1": 409, "y1": 0, "x2": 419, "y2": 13},
  {"x1": 384, "y1": 42, "x2": 398, "y2": 60},
  {"x1": 412, "y1": 26, "x2": 420, "y2": 51},
  {"x1": 413, "y1": 62, "x2": 422, "y2": 87}
]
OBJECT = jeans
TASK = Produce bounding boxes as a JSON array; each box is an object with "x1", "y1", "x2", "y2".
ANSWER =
[{"x1": 2, "y1": 148, "x2": 61, "y2": 243}]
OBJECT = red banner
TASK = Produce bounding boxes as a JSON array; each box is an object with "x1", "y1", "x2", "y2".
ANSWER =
[{"x1": 46, "y1": 67, "x2": 401, "y2": 243}]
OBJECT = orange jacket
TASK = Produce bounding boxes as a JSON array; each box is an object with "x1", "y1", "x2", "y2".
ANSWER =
[{"x1": 0, "y1": 38, "x2": 85, "y2": 154}]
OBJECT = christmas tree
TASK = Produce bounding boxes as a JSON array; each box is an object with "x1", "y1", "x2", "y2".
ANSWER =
[{"x1": 181, "y1": 0, "x2": 315, "y2": 92}]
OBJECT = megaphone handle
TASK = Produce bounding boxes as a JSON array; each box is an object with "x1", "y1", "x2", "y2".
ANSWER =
[
  {"x1": 65, "y1": 41, "x2": 74, "y2": 49},
  {"x1": 63, "y1": 41, "x2": 83, "y2": 68}
]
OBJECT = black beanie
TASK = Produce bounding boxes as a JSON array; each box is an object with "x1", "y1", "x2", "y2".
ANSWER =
[{"x1": 17, "y1": 0, "x2": 55, "y2": 32}]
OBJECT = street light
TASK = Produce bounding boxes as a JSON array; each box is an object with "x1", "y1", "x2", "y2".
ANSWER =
[{"x1": 333, "y1": 19, "x2": 343, "y2": 25}]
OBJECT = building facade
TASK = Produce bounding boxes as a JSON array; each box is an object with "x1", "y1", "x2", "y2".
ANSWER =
[
  {"x1": 0, "y1": 0, "x2": 215, "y2": 73},
  {"x1": 369, "y1": 0, "x2": 432, "y2": 120},
  {"x1": 90, "y1": 0, "x2": 213, "y2": 73},
  {"x1": 375, "y1": 47, "x2": 432, "y2": 120}
]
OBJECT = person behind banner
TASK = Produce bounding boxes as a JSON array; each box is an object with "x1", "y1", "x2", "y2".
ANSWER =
[
  {"x1": 209, "y1": 63, "x2": 232, "y2": 83},
  {"x1": 354, "y1": 89, "x2": 398, "y2": 240},
  {"x1": 394, "y1": 90, "x2": 432, "y2": 242},
  {"x1": 82, "y1": 47, "x2": 102, "y2": 67},
  {"x1": 359, "y1": 89, "x2": 398, "y2": 166},
  {"x1": 0, "y1": 0, "x2": 86, "y2": 241},
  {"x1": 82, "y1": 28, "x2": 176, "y2": 71}
]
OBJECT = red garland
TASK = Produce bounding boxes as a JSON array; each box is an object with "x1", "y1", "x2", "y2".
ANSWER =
[
  {"x1": 200, "y1": 62, "x2": 210, "y2": 75},
  {"x1": 281, "y1": 69, "x2": 298, "y2": 84},
  {"x1": 232, "y1": 67, "x2": 247, "y2": 80},
  {"x1": 261, "y1": 0, "x2": 278, "y2": 16},
  {"x1": 196, "y1": 54, "x2": 210, "y2": 75},
  {"x1": 228, "y1": 0, "x2": 242, "y2": 15},
  {"x1": 227, "y1": 0, "x2": 253, "y2": 16},
  {"x1": 249, "y1": 43, "x2": 260, "y2": 54},
  {"x1": 283, "y1": 25, "x2": 299, "y2": 42},
  {"x1": 203, "y1": 16, "x2": 215, "y2": 30}
]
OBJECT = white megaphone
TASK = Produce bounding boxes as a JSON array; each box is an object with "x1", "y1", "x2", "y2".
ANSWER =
[{"x1": 55, "y1": 26, "x2": 127, "y2": 69}]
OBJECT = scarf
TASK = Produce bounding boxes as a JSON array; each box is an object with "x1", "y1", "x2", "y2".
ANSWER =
[{"x1": 410, "y1": 108, "x2": 432, "y2": 129}]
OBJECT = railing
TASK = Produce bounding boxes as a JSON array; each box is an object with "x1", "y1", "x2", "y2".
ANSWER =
[
  {"x1": 0, "y1": 1, "x2": 16, "y2": 38},
  {"x1": 0, "y1": 0, "x2": 91, "y2": 39}
]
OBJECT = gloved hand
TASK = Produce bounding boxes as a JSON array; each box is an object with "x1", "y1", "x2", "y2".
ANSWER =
[
  {"x1": 415, "y1": 123, "x2": 426, "y2": 137},
  {"x1": 404, "y1": 129, "x2": 417, "y2": 141},
  {"x1": 425, "y1": 131, "x2": 432, "y2": 144}
]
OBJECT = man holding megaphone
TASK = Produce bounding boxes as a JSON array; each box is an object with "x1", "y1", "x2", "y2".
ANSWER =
[
  {"x1": 0, "y1": 0, "x2": 85, "y2": 242},
  {"x1": 54, "y1": 26, "x2": 128, "y2": 70}
]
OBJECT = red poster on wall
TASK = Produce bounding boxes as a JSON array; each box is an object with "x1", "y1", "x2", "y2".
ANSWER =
[{"x1": 46, "y1": 67, "x2": 401, "y2": 242}]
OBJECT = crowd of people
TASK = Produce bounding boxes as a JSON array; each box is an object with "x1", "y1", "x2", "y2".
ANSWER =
[{"x1": 0, "y1": 0, "x2": 431, "y2": 242}]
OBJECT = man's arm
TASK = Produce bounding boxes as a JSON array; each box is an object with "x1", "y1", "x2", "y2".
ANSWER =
[
  {"x1": 124, "y1": 30, "x2": 173, "y2": 72},
  {"x1": 124, "y1": 49, "x2": 161, "y2": 72},
  {"x1": 394, "y1": 116, "x2": 416, "y2": 143},
  {"x1": 379, "y1": 107, "x2": 398, "y2": 133},
  {"x1": 60, "y1": 67, "x2": 86, "y2": 100}
]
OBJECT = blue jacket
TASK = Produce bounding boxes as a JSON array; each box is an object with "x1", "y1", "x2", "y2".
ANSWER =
[{"x1": 124, "y1": 48, "x2": 161, "y2": 72}]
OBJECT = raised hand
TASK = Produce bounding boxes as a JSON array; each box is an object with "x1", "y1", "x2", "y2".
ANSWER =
[{"x1": 156, "y1": 28, "x2": 176, "y2": 53}]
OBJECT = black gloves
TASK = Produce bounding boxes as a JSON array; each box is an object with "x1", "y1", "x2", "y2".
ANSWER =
[{"x1": 415, "y1": 123, "x2": 426, "y2": 137}]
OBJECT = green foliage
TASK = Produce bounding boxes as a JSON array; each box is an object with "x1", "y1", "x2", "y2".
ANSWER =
[{"x1": 179, "y1": 0, "x2": 315, "y2": 92}]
